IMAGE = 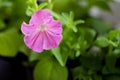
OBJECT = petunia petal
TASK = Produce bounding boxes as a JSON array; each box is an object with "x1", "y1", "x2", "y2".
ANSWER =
[
  {"x1": 43, "y1": 31, "x2": 62, "y2": 50},
  {"x1": 30, "y1": 10, "x2": 53, "y2": 26},
  {"x1": 21, "y1": 22, "x2": 35, "y2": 36},
  {"x1": 24, "y1": 31, "x2": 44, "y2": 52},
  {"x1": 47, "y1": 20, "x2": 62, "y2": 35}
]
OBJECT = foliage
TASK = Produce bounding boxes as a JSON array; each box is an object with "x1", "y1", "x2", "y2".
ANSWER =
[{"x1": 1, "y1": 0, "x2": 120, "y2": 80}]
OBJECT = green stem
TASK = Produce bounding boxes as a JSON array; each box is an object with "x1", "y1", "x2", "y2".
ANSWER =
[{"x1": 108, "y1": 46, "x2": 113, "y2": 55}]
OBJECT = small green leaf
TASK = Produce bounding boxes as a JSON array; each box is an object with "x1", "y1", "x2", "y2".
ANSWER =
[
  {"x1": 74, "y1": 20, "x2": 85, "y2": 25},
  {"x1": 70, "y1": 11, "x2": 74, "y2": 21},
  {"x1": 108, "y1": 29, "x2": 120, "y2": 47},
  {"x1": 109, "y1": 29, "x2": 120, "y2": 41},
  {"x1": 26, "y1": 0, "x2": 38, "y2": 16},
  {"x1": 38, "y1": 2, "x2": 48, "y2": 10},
  {"x1": 95, "y1": 37, "x2": 109, "y2": 47},
  {"x1": 77, "y1": 37, "x2": 88, "y2": 53},
  {"x1": 26, "y1": 6, "x2": 35, "y2": 16},
  {"x1": 51, "y1": 11, "x2": 61, "y2": 19},
  {"x1": 51, "y1": 47, "x2": 68, "y2": 66},
  {"x1": 108, "y1": 40, "x2": 118, "y2": 47},
  {"x1": 79, "y1": 28, "x2": 96, "y2": 44},
  {"x1": 88, "y1": 18, "x2": 111, "y2": 35},
  {"x1": 34, "y1": 56, "x2": 68, "y2": 80}
]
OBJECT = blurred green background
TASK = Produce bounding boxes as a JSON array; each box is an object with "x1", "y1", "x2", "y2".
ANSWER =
[{"x1": 1, "y1": 0, "x2": 120, "y2": 80}]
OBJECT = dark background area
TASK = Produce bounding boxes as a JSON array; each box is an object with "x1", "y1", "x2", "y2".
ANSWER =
[{"x1": 0, "y1": 53, "x2": 33, "y2": 80}]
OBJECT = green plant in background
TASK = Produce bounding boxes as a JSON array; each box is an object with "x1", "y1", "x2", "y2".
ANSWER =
[{"x1": 1, "y1": 0, "x2": 120, "y2": 80}]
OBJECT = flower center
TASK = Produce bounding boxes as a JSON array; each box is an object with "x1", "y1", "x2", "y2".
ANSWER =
[{"x1": 39, "y1": 24, "x2": 46, "y2": 31}]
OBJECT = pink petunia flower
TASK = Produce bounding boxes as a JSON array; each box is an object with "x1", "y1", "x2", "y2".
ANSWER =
[{"x1": 21, "y1": 10, "x2": 62, "y2": 52}]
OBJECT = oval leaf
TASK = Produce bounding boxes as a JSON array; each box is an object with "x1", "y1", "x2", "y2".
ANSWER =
[{"x1": 34, "y1": 57, "x2": 68, "y2": 80}]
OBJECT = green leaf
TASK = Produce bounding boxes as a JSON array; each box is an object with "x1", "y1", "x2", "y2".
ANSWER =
[
  {"x1": 109, "y1": 29, "x2": 120, "y2": 41},
  {"x1": 108, "y1": 40, "x2": 118, "y2": 47},
  {"x1": 0, "y1": 29, "x2": 21, "y2": 57},
  {"x1": 79, "y1": 28, "x2": 96, "y2": 44},
  {"x1": 52, "y1": 11, "x2": 84, "y2": 33},
  {"x1": 34, "y1": 56, "x2": 68, "y2": 80},
  {"x1": 95, "y1": 37, "x2": 109, "y2": 47},
  {"x1": 27, "y1": 0, "x2": 38, "y2": 9},
  {"x1": 38, "y1": 2, "x2": 48, "y2": 10},
  {"x1": 77, "y1": 37, "x2": 88, "y2": 53},
  {"x1": 108, "y1": 29, "x2": 120, "y2": 47},
  {"x1": 51, "y1": 47, "x2": 68, "y2": 66},
  {"x1": 74, "y1": 20, "x2": 85, "y2": 26},
  {"x1": 26, "y1": 0, "x2": 38, "y2": 16},
  {"x1": 51, "y1": 11, "x2": 61, "y2": 19},
  {"x1": 88, "y1": 18, "x2": 111, "y2": 35},
  {"x1": 26, "y1": 6, "x2": 35, "y2": 16}
]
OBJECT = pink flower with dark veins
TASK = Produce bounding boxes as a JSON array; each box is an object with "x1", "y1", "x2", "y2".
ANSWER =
[{"x1": 21, "y1": 10, "x2": 62, "y2": 52}]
